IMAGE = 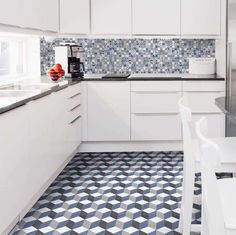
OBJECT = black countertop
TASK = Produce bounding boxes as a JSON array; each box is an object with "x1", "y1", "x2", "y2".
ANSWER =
[
  {"x1": 0, "y1": 79, "x2": 81, "y2": 115},
  {"x1": 83, "y1": 73, "x2": 225, "y2": 81}
]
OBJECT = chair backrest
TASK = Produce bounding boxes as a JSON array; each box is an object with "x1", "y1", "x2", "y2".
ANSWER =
[
  {"x1": 178, "y1": 97, "x2": 197, "y2": 171},
  {"x1": 195, "y1": 117, "x2": 225, "y2": 235}
]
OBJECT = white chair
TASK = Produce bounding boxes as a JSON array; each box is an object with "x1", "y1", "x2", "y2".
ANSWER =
[
  {"x1": 178, "y1": 97, "x2": 236, "y2": 235},
  {"x1": 196, "y1": 117, "x2": 236, "y2": 235}
]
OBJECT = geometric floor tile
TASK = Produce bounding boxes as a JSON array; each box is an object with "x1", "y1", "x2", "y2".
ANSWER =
[{"x1": 11, "y1": 151, "x2": 202, "y2": 235}]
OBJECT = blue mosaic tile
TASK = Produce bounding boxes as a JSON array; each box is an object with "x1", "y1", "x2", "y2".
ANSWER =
[{"x1": 40, "y1": 38, "x2": 215, "y2": 75}]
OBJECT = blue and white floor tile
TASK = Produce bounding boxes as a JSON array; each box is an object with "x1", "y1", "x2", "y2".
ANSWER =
[{"x1": 12, "y1": 152, "x2": 201, "y2": 235}]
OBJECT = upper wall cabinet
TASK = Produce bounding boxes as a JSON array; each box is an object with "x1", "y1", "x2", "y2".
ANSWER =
[
  {"x1": 91, "y1": 0, "x2": 132, "y2": 35},
  {"x1": 0, "y1": 0, "x2": 24, "y2": 28},
  {"x1": 21, "y1": 0, "x2": 59, "y2": 32},
  {"x1": 60, "y1": 0, "x2": 90, "y2": 35},
  {"x1": 181, "y1": 0, "x2": 221, "y2": 36},
  {"x1": 0, "y1": 0, "x2": 59, "y2": 33},
  {"x1": 132, "y1": 0, "x2": 181, "y2": 35}
]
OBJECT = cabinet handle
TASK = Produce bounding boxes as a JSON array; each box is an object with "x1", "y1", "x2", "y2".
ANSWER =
[
  {"x1": 69, "y1": 93, "x2": 81, "y2": 99},
  {"x1": 70, "y1": 104, "x2": 81, "y2": 112},
  {"x1": 184, "y1": 91, "x2": 223, "y2": 93},
  {"x1": 133, "y1": 113, "x2": 178, "y2": 116},
  {"x1": 133, "y1": 91, "x2": 180, "y2": 94},
  {"x1": 69, "y1": 115, "x2": 81, "y2": 125}
]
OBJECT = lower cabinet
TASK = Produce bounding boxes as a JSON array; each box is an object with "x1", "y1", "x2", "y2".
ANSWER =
[
  {"x1": 87, "y1": 81, "x2": 131, "y2": 141},
  {"x1": 0, "y1": 85, "x2": 82, "y2": 234},
  {"x1": 131, "y1": 114, "x2": 182, "y2": 140},
  {"x1": 130, "y1": 81, "x2": 182, "y2": 141},
  {"x1": 0, "y1": 105, "x2": 30, "y2": 234}
]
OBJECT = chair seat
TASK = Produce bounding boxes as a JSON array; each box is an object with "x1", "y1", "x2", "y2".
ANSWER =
[
  {"x1": 194, "y1": 137, "x2": 236, "y2": 165},
  {"x1": 217, "y1": 178, "x2": 236, "y2": 230}
]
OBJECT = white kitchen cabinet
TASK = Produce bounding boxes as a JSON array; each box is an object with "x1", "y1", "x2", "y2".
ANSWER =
[
  {"x1": 181, "y1": 0, "x2": 221, "y2": 36},
  {"x1": 60, "y1": 0, "x2": 90, "y2": 34},
  {"x1": 0, "y1": 0, "x2": 22, "y2": 27},
  {"x1": 21, "y1": 0, "x2": 59, "y2": 32},
  {"x1": 131, "y1": 114, "x2": 182, "y2": 140},
  {"x1": 132, "y1": 0, "x2": 181, "y2": 35},
  {"x1": 67, "y1": 83, "x2": 82, "y2": 151},
  {"x1": 0, "y1": 105, "x2": 30, "y2": 235},
  {"x1": 0, "y1": 0, "x2": 58, "y2": 32},
  {"x1": 191, "y1": 114, "x2": 225, "y2": 138},
  {"x1": 87, "y1": 81, "x2": 131, "y2": 141},
  {"x1": 91, "y1": 0, "x2": 132, "y2": 35},
  {"x1": 130, "y1": 81, "x2": 182, "y2": 141},
  {"x1": 131, "y1": 92, "x2": 181, "y2": 114},
  {"x1": 183, "y1": 80, "x2": 225, "y2": 137}
]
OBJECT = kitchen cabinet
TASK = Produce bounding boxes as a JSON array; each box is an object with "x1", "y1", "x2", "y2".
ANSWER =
[
  {"x1": 91, "y1": 0, "x2": 132, "y2": 35},
  {"x1": 0, "y1": 0, "x2": 59, "y2": 32},
  {"x1": 0, "y1": 105, "x2": 30, "y2": 235},
  {"x1": 21, "y1": 0, "x2": 59, "y2": 32},
  {"x1": 181, "y1": 0, "x2": 221, "y2": 36},
  {"x1": 0, "y1": 0, "x2": 22, "y2": 27},
  {"x1": 0, "y1": 85, "x2": 82, "y2": 234},
  {"x1": 87, "y1": 81, "x2": 131, "y2": 141},
  {"x1": 132, "y1": 0, "x2": 181, "y2": 35},
  {"x1": 183, "y1": 81, "x2": 225, "y2": 137},
  {"x1": 67, "y1": 83, "x2": 82, "y2": 151},
  {"x1": 130, "y1": 81, "x2": 182, "y2": 141},
  {"x1": 60, "y1": 0, "x2": 90, "y2": 35}
]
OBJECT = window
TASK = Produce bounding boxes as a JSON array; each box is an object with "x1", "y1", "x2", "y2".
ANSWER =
[
  {"x1": 0, "y1": 35, "x2": 40, "y2": 83},
  {"x1": 0, "y1": 38, "x2": 26, "y2": 79}
]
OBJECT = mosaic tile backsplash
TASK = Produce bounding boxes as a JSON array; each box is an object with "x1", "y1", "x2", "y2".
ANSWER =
[{"x1": 40, "y1": 38, "x2": 215, "y2": 75}]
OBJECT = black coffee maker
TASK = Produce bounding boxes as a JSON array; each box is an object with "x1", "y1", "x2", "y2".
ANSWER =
[{"x1": 67, "y1": 45, "x2": 85, "y2": 80}]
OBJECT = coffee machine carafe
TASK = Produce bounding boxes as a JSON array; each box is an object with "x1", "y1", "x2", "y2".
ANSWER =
[{"x1": 55, "y1": 44, "x2": 85, "y2": 80}]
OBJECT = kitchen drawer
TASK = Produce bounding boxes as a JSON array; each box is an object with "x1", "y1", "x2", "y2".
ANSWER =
[
  {"x1": 131, "y1": 92, "x2": 181, "y2": 113},
  {"x1": 183, "y1": 91, "x2": 224, "y2": 113},
  {"x1": 182, "y1": 81, "x2": 225, "y2": 92},
  {"x1": 191, "y1": 113, "x2": 225, "y2": 138},
  {"x1": 131, "y1": 81, "x2": 182, "y2": 92},
  {"x1": 131, "y1": 114, "x2": 181, "y2": 141},
  {"x1": 68, "y1": 104, "x2": 81, "y2": 124},
  {"x1": 68, "y1": 93, "x2": 81, "y2": 110},
  {"x1": 68, "y1": 83, "x2": 81, "y2": 97}
]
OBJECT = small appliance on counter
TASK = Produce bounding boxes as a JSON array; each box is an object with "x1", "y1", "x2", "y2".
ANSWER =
[
  {"x1": 55, "y1": 44, "x2": 85, "y2": 80},
  {"x1": 189, "y1": 58, "x2": 216, "y2": 75}
]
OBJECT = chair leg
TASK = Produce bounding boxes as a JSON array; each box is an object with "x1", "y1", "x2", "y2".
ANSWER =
[{"x1": 178, "y1": 165, "x2": 197, "y2": 234}]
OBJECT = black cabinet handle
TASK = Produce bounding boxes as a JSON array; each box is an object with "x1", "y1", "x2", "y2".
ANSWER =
[{"x1": 69, "y1": 115, "x2": 81, "y2": 125}]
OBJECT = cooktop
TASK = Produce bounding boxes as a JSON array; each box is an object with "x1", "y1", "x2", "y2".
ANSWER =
[{"x1": 101, "y1": 73, "x2": 131, "y2": 79}]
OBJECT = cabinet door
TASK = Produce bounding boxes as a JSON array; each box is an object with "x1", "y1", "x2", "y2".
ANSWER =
[
  {"x1": 0, "y1": 0, "x2": 24, "y2": 27},
  {"x1": 131, "y1": 114, "x2": 182, "y2": 140},
  {"x1": 60, "y1": 0, "x2": 90, "y2": 34},
  {"x1": 132, "y1": 0, "x2": 181, "y2": 35},
  {"x1": 0, "y1": 106, "x2": 30, "y2": 234},
  {"x1": 91, "y1": 0, "x2": 131, "y2": 35},
  {"x1": 87, "y1": 81, "x2": 131, "y2": 141},
  {"x1": 181, "y1": 0, "x2": 221, "y2": 36},
  {"x1": 21, "y1": 0, "x2": 59, "y2": 32}
]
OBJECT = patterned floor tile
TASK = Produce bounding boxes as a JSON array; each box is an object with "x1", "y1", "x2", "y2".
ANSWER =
[{"x1": 12, "y1": 151, "x2": 202, "y2": 235}]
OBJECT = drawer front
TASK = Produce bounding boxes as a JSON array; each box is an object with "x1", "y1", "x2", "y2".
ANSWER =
[
  {"x1": 184, "y1": 91, "x2": 224, "y2": 113},
  {"x1": 191, "y1": 114, "x2": 225, "y2": 138},
  {"x1": 131, "y1": 92, "x2": 181, "y2": 113},
  {"x1": 131, "y1": 81, "x2": 182, "y2": 92},
  {"x1": 183, "y1": 81, "x2": 225, "y2": 92},
  {"x1": 68, "y1": 93, "x2": 81, "y2": 110},
  {"x1": 68, "y1": 83, "x2": 81, "y2": 97},
  {"x1": 131, "y1": 114, "x2": 182, "y2": 140}
]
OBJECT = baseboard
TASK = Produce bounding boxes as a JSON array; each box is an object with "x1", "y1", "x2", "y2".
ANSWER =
[{"x1": 78, "y1": 141, "x2": 183, "y2": 152}]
